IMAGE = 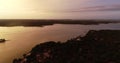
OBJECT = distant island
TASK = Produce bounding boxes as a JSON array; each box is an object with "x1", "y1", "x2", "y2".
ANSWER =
[
  {"x1": 0, "y1": 19, "x2": 119, "y2": 27},
  {"x1": 13, "y1": 30, "x2": 120, "y2": 63}
]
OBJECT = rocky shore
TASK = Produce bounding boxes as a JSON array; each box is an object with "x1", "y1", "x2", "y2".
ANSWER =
[{"x1": 13, "y1": 30, "x2": 120, "y2": 63}]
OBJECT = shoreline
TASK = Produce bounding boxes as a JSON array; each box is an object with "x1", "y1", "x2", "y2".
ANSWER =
[
  {"x1": 13, "y1": 30, "x2": 120, "y2": 63},
  {"x1": 0, "y1": 20, "x2": 119, "y2": 27}
]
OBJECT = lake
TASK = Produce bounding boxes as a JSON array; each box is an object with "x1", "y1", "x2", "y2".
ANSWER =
[{"x1": 0, "y1": 23, "x2": 120, "y2": 63}]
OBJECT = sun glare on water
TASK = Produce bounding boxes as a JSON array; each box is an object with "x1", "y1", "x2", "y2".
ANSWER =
[{"x1": 0, "y1": 27, "x2": 25, "y2": 38}]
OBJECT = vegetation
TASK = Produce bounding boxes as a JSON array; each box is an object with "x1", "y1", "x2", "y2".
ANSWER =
[
  {"x1": 0, "y1": 19, "x2": 119, "y2": 27},
  {"x1": 13, "y1": 30, "x2": 120, "y2": 63}
]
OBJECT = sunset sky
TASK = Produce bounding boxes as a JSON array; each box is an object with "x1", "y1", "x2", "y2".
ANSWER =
[{"x1": 0, "y1": 0, "x2": 120, "y2": 19}]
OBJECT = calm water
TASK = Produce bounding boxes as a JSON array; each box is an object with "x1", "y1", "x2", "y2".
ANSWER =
[{"x1": 0, "y1": 23, "x2": 120, "y2": 63}]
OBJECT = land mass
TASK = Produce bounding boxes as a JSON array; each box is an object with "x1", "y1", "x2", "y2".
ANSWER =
[
  {"x1": 0, "y1": 19, "x2": 119, "y2": 27},
  {"x1": 13, "y1": 30, "x2": 120, "y2": 63}
]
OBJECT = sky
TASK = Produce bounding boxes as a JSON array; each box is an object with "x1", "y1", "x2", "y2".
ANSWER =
[{"x1": 0, "y1": 0, "x2": 120, "y2": 19}]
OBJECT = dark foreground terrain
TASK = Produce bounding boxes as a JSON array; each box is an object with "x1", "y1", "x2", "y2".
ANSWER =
[
  {"x1": 0, "y1": 19, "x2": 119, "y2": 27},
  {"x1": 13, "y1": 30, "x2": 120, "y2": 63}
]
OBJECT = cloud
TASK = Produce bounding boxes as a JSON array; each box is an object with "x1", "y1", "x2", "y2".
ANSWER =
[
  {"x1": 71, "y1": 4, "x2": 120, "y2": 12},
  {"x1": 41, "y1": 4, "x2": 120, "y2": 13},
  {"x1": 84, "y1": 5, "x2": 120, "y2": 11}
]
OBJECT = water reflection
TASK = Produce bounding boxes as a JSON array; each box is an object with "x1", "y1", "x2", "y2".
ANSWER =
[{"x1": 0, "y1": 23, "x2": 120, "y2": 63}]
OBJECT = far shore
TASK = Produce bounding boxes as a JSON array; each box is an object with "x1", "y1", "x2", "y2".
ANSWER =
[{"x1": 0, "y1": 19, "x2": 119, "y2": 27}]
